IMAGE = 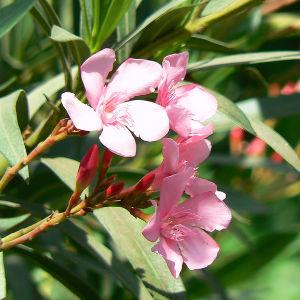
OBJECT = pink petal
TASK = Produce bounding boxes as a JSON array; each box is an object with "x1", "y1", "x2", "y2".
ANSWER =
[
  {"x1": 61, "y1": 92, "x2": 102, "y2": 131},
  {"x1": 162, "y1": 138, "x2": 179, "y2": 174},
  {"x1": 104, "y1": 59, "x2": 162, "y2": 106},
  {"x1": 152, "y1": 238, "x2": 183, "y2": 278},
  {"x1": 143, "y1": 202, "x2": 161, "y2": 242},
  {"x1": 179, "y1": 193, "x2": 232, "y2": 231},
  {"x1": 99, "y1": 124, "x2": 136, "y2": 157},
  {"x1": 81, "y1": 48, "x2": 115, "y2": 109},
  {"x1": 185, "y1": 177, "x2": 217, "y2": 197},
  {"x1": 174, "y1": 84, "x2": 217, "y2": 122},
  {"x1": 161, "y1": 52, "x2": 189, "y2": 88},
  {"x1": 178, "y1": 229, "x2": 219, "y2": 270},
  {"x1": 179, "y1": 137, "x2": 211, "y2": 167},
  {"x1": 159, "y1": 168, "x2": 194, "y2": 218},
  {"x1": 117, "y1": 100, "x2": 169, "y2": 142}
]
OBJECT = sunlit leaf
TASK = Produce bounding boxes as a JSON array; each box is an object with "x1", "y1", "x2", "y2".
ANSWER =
[
  {"x1": 0, "y1": 252, "x2": 5, "y2": 300},
  {"x1": 94, "y1": 208, "x2": 187, "y2": 300},
  {"x1": 61, "y1": 221, "x2": 154, "y2": 299},
  {"x1": 0, "y1": 0, "x2": 36, "y2": 39},
  {"x1": 0, "y1": 90, "x2": 29, "y2": 180},
  {"x1": 188, "y1": 51, "x2": 300, "y2": 71},
  {"x1": 0, "y1": 214, "x2": 30, "y2": 232}
]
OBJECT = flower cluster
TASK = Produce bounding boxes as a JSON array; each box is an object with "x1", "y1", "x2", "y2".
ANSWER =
[{"x1": 62, "y1": 49, "x2": 231, "y2": 278}]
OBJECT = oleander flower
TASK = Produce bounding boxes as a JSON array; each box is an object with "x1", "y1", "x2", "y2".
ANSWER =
[
  {"x1": 143, "y1": 170, "x2": 231, "y2": 278},
  {"x1": 151, "y1": 137, "x2": 211, "y2": 189},
  {"x1": 62, "y1": 48, "x2": 169, "y2": 157},
  {"x1": 156, "y1": 52, "x2": 217, "y2": 138}
]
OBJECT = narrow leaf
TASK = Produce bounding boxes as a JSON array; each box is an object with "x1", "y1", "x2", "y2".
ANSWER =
[
  {"x1": 61, "y1": 221, "x2": 153, "y2": 299},
  {"x1": 0, "y1": 90, "x2": 29, "y2": 180},
  {"x1": 0, "y1": 0, "x2": 36, "y2": 39},
  {"x1": 188, "y1": 51, "x2": 300, "y2": 71},
  {"x1": 15, "y1": 246, "x2": 101, "y2": 300},
  {"x1": 0, "y1": 253, "x2": 6, "y2": 300},
  {"x1": 213, "y1": 91, "x2": 300, "y2": 172},
  {"x1": 0, "y1": 214, "x2": 30, "y2": 232},
  {"x1": 94, "y1": 208, "x2": 187, "y2": 300}
]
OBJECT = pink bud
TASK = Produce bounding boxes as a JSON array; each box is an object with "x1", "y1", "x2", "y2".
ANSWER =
[
  {"x1": 76, "y1": 144, "x2": 99, "y2": 192},
  {"x1": 135, "y1": 173, "x2": 155, "y2": 192},
  {"x1": 246, "y1": 138, "x2": 266, "y2": 157},
  {"x1": 281, "y1": 82, "x2": 296, "y2": 95},
  {"x1": 105, "y1": 182, "x2": 124, "y2": 197}
]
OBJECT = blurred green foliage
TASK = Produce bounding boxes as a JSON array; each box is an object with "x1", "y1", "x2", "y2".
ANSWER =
[{"x1": 0, "y1": 0, "x2": 300, "y2": 299}]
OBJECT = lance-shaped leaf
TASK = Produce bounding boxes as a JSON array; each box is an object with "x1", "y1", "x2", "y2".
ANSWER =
[
  {"x1": 188, "y1": 51, "x2": 300, "y2": 71},
  {"x1": 0, "y1": 214, "x2": 30, "y2": 232},
  {"x1": 213, "y1": 91, "x2": 300, "y2": 172},
  {"x1": 0, "y1": 90, "x2": 29, "y2": 180},
  {"x1": 94, "y1": 208, "x2": 187, "y2": 300},
  {"x1": 50, "y1": 25, "x2": 90, "y2": 64},
  {"x1": 0, "y1": 252, "x2": 5, "y2": 300},
  {"x1": 0, "y1": 0, "x2": 36, "y2": 39}
]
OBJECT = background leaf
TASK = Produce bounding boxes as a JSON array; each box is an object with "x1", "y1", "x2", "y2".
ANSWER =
[
  {"x1": 0, "y1": 90, "x2": 29, "y2": 180},
  {"x1": 0, "y1": 253, "x2": 5, "y2": 300},
  {"x1": 0, "y1": 0, "x2": 36, "y2": 39}
]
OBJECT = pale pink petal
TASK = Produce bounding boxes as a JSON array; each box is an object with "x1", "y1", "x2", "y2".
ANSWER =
[
  {"x1": 152, "y1": 238, "x2": 183, "y2": 278},
  {"x1": 189, "y1": 122, "x2": 214, "y2": 138},
  {"x1": 81, "y1": 48, "x2": 115, "y2": 109},
  {"x1": 179, "y1": 193, "x2": 232, "y2": 231},
  {"x1": 99, "y1": 124, "x2": 136, "y2": 157},
  {"x1": 104, "y1": 59, "x2": 162, "y2": 106},
  {"x1": 179, "y1": 137, "x2": 211, "y2": 167},
  {"x1": 61, "y1": 92, "x2": 102, "y2": 131},
  {"x1": 162, "y1": 138, "x2": 179, "y2": 174},
  {"x1": 178, "y1": 229, "x2": 219, "y2": 270},
  {"x1": 161, "y1": 52, "x2": 189, "y2": 87},
  {"x1": 158, "y1": 168, "x2": 194, "y2": 218},
  {"x1": 143, "y1": 202, "x2": 161, "y2": 242},
  {"x1": 174, "y1": 84, "x2": 217, "y2": 122},
  {"x1": 117, "y1": 100, "x2": 169, "y2": 142},
  {"x1": 151, "y1": 138, "x2": 180, "y2": 190},
  {"x1": 185, "y1": 177, "x2": 217, "y2": 197}
]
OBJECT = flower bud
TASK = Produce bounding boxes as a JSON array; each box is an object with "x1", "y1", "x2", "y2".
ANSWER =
[
  {"x1": 246, "y1": 138, "x2": 266, "y2": 157},
  {"x1": 105, "y1": 182, "x2": 124, "y2": 198},
  {"x1": 230, "y1": 126, "x2": 245, "y2": 155},
  {"x1": 76, "y1": 144, "x2": 99, "y2": 192},
  {"x1": 99, "y1": 148, "x2": 113, "y2": 180},
  {"x1": 134, "y1": 173, "x2": 155, "y2": 193}
]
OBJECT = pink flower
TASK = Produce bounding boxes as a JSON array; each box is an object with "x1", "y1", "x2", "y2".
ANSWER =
[
  {"x1": 151, "y1": 137, "x2": 211, "y2": 189},
  {"x1": 156, "y1": 52, "x2": 217, "y2": 138},
  {"x1": 61, "y1": 48, "x2": 169, "y2": 157},
  {"x1": 143, "y1": 170, "x2": 231, "y2": 278}
]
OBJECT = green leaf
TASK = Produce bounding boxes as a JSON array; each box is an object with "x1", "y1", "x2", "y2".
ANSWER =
[
  {"x1": 116, "y1": 1, "x2": 137, "y2": 62},
  {"x1": 93, "y1": 0, "x2": 132, "y2": 50},
  {"x1": 0, "y1": 90, "x2": 29, "y2": 180},
  {"x1": 0, "y1": 252, "x2": 6, "y2": 300},
  {"x1": 27, "y1": 67, "x2": 77, "y2": 118},
  {"x1": 213, "y1": 91, "x2": 300, "y2": 172},
  {"x1": 94, "y1": 208, "x2": 187, "y2": 300},
  {"x1": 41, "y1": 157, "x2": 78, "y2": 191},
  {"x1": 15, "y1": 246, "x2": 101, "y2": 300},
  {"x1": 61, "y1": 221, "x2": 153, "y2": 299},
  {"x1": 214, "y1": 94, "x2": 300, "y2": 131},
  {"x1": 114, "y1": 0, "x2": 185, "y2": 51},
  {"x1": 201, "y1": 0, "x2": 236, "y2": 16},
  {"x1": 50, "y1": 25, "x2": 90, "y2": 64},
  {"x1": 188, "y1": 51, "x2": 300, "y2": 71},
  {"x1": 0, "y1": 0, "x2": 36, "y2": 39},
  {"x1": 186, "y1": 34, "x2": 239, "y2": 53},
  {"x1": 0, "y1": 214, "x2": 30, "y2": 232}
]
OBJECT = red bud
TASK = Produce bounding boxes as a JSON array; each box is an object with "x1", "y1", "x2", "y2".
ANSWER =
[
  {"x1": 230, "y1": 126, "x2": 245, "y2": 155},
  {"x1": 135, "y1": 173, "x2": 155, "y2": 192},
  {"x1": 105, "y1": 182, "x2": 124, "y2": 197},
  {"x1": 99, "y1": 148, "x2": 113, "y2": 180},
  {"x1": 271, "y1": 152, "x2": 283, "y2": 164},
  {"x1": 76, "y1": 144, "x2": 99, "y2": 192}
]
